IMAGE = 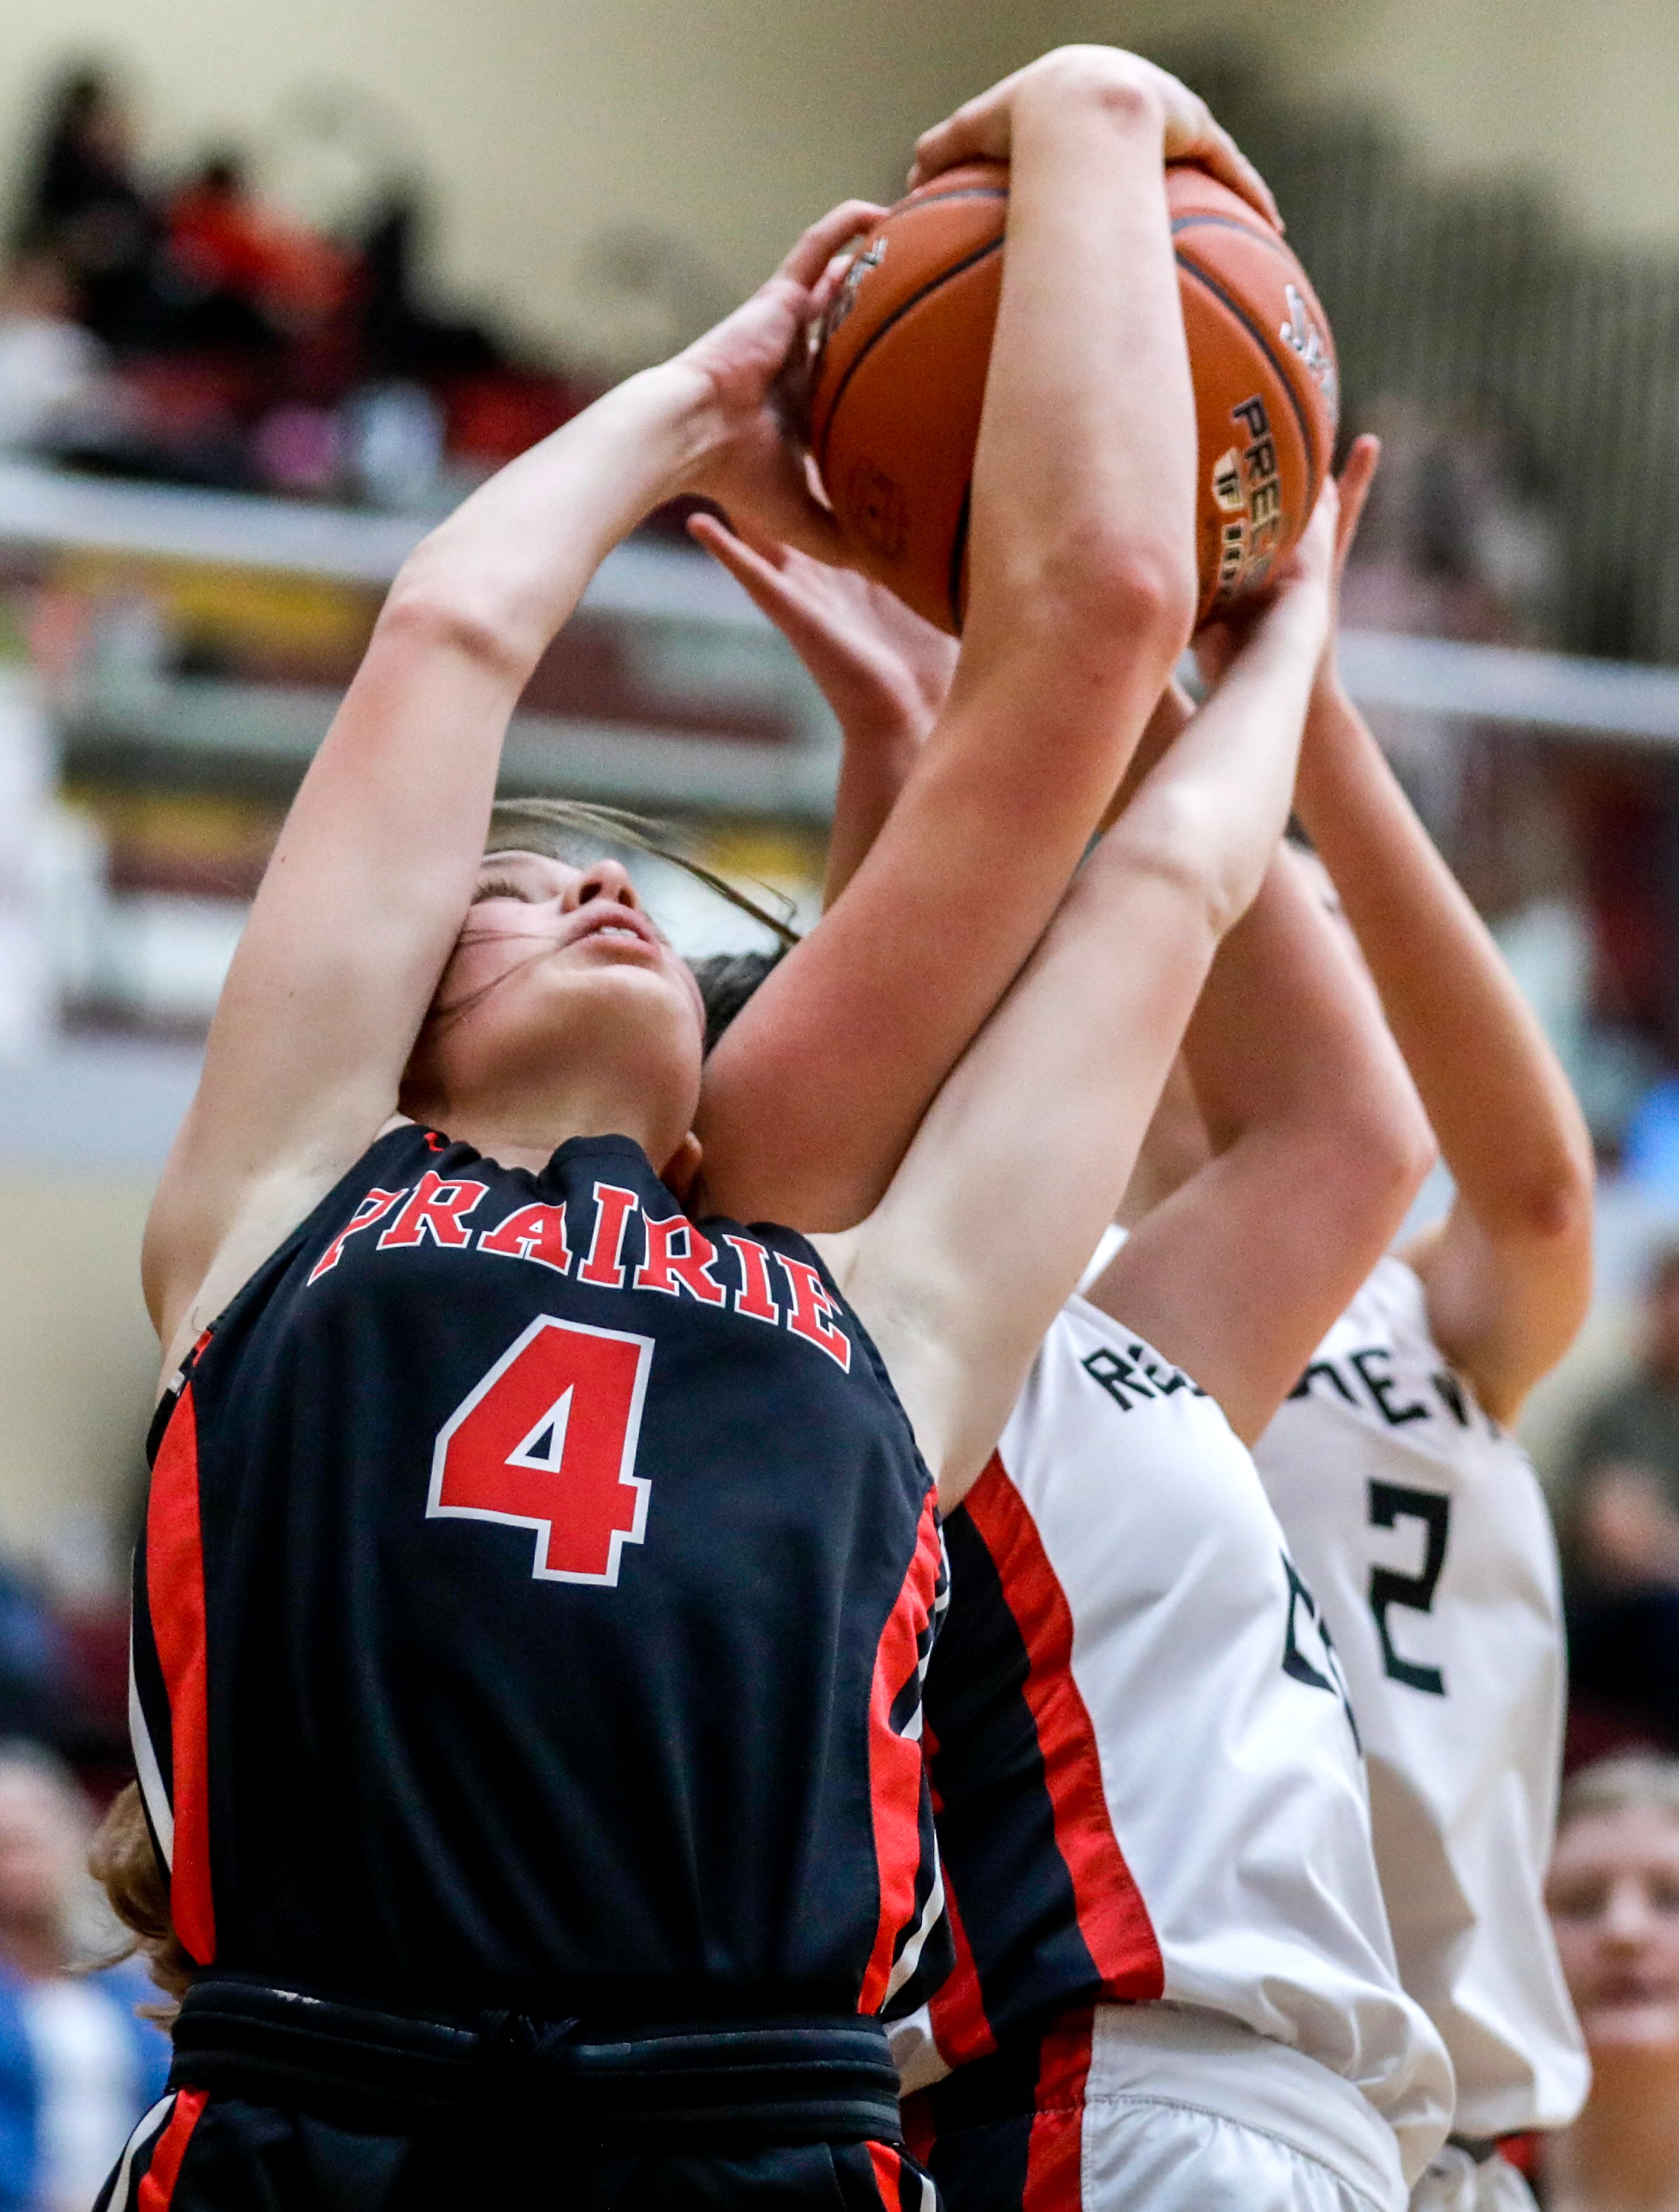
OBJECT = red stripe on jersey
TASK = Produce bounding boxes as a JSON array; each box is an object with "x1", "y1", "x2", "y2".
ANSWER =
[
  {"x1": 965, "y1": 1456, "x2": 1163, "y2": 2001},
  {"x1": 136, "y1": 2087, "x2": 208, "y2": 2210},
  {"x1": 860, "y1": 1493, "x2": 944, "y2": 2013},
  {"x1": 866, "y1": 2139, "x2": 916, "y2": 2212},
  {"x1": 901, "y1": 2093, "x2": 936, "y2": 2172},
  {"x1": 146, "y1": 1389, "x2": 216, "y2": 1963},
  {"x1": 929, "y1": 1871, "x2": 997, "y2": 2067},
  {"x1": 1022, "y1": 2009, "x2": 1094, "y2": 2212}
]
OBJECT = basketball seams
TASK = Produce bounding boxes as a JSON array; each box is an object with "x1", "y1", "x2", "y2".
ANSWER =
[
  {"x1": 1171, "y1": 211, "x2": 1299, "y2": 265},
  {"x1": 945, "y1": 485, "x2": 973, "y2": 635},
  {"x1": 812, "y1": 169, "x2": 1334, "y2": 628},
  {"x1": 813, "y1": 234, "x2": 1004, "y2": 477},
  {"x1": 1176, "y1": 257, "x2": 1321, "y2": 498}
]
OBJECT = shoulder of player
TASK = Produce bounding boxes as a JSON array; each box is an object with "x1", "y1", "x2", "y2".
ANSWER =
[
  {"x1": 1049, "y1": 1294, "x2": 1221, "y2": 1421},
  {"x1": 153, "y1": 1130, "x2": 417, "y2": 1392}
]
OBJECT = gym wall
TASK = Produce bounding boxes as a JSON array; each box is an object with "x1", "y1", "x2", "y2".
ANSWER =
[{"x1": 0, "y1": 0, "x2": 1670, "y2": 366}]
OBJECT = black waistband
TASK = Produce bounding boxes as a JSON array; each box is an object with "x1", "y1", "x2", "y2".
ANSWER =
[{"x1": 170, "y1": 1976, "x2": 903, "y2": 2145}]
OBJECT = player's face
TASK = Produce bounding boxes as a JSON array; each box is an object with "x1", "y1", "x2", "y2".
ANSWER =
[
  {"x1": 1548, "y1": 1805, "x2": 1679, "y2": 2052},
  {"x1": 0, "y1": 1771, "x2": 83, "y2": 1924},
  {"x1": 411, "y1": 849, "x2": 707, "y2": 1135}
]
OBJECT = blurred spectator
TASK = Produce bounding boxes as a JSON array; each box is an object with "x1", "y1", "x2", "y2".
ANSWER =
[
  {"x1": 0, "y1": 1575, "x2": 71, "y2": 1759},
  {"x1": 166, "y1": 150, "x2": 353, "y2": 343},
  {"x1": 0, "y1": 1745, "x2": 168, "y2": 2211},
  {"x1": 14, "y1": 69, "x2": 160, "y2": 348},
  {"x1": 1561, "y1": 1250, "x2": 1679, "y2": 1754},
  {"x1": 0, "y1": 239, "x2": 111, "y2": 454},
  {"x1": 1566, "y1": 1249, "x2": 1679, "y2": 1580},
  {"x1": 1544, "y1": 1756, "x2": 1679, "y2": 2209},
  {"x1": 1340, "y1": 397, "x2": 1562, "y2": 849}
]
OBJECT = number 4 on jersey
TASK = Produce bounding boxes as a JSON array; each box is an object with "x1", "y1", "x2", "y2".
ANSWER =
[{"x1": 429, "y1": 1316, "x2": 654, "y2": 1585}]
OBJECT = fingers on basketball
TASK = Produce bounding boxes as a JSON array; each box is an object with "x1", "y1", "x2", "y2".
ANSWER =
[
  {"x1": 1332, "y1": 435, "x2": 1382, "y2": 567},
  {"x1": 806, "y1": 160, "x2": 1339, "y2": 635},
  {"x1": 781, "y1": 202, "x2": 885, "y2": 289}
]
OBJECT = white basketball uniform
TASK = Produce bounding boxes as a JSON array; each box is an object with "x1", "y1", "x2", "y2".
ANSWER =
[
  {"x1": 1253, "y1": 1256, "x2": 1588, "y2": 2207},
  {"x1": 898, "y1": 1273, "x2": 1453, "y2": 2212}
]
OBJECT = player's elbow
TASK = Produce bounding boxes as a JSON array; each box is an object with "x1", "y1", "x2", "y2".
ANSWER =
[
  {"x1": 1352, "y1": 1089, "x2": 1438, "y2": 1226},
  {"x1": 1033, "y1": 524, "x2": 1197, "y2": 677},
  {"x1": 1305, "y1": 1109, "x2": 1433, "y2": 1259},
  {"x1": 1502, "y1": 1139, "x2": 1597, "y2": 1249},
  {"x1": 376, "y1": 570, "x2": 532, "y2": 683}
]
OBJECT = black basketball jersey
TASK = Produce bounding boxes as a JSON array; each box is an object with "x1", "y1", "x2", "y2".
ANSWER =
[{"x1": 131, "y1": 1125, "x2": 950, "y2": 2022}]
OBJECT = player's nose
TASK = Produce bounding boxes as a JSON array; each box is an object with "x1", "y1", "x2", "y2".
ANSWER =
[{"x1": 566, "y1": 858, "x2": 642, "y2": 912}]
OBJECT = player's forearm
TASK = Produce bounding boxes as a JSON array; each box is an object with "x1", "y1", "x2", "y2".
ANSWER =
[
  {"x1": 962, "y1": 66, "x2": 1195, "y2": 675},
  {"x1": 383, "y1": 363, "x2": 715, "y2": 683},
  {"x1": 1295, "y1": 679, "x2": 1593, "y2": 1243},
  {"x1": 1106, "y1": 579, "x2": 1326, "y2": 937},
  {"x1": 823, "y1": 718, "x2": 925, "y2": 908},
  {"x1": 1185, "y1": 849, "x2": 1430, "y2": 1174}
]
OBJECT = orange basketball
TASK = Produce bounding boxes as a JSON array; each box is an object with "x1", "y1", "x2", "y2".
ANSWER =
[{"x1": 808, "y1": 162, "x2": 1339, "y2": 633}]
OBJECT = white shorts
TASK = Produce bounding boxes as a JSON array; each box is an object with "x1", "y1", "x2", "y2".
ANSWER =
[
  {"x1": 910, "y1": 2003, "x2": 1409, "y2": 2212},
  {"x1": 1410, "y1": 2146, "x2": 1540, "y2": 2212}
]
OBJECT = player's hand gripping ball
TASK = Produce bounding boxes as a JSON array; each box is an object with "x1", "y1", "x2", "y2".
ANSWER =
[{"x1": 807, "y1": 163, "x2": 1339, "y2": 633}]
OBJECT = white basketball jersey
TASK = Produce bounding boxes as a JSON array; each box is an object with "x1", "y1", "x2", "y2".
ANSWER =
[
  {"x1": 905, "y1": 1290, "x2": 1453, "y2": 2184},
  {"x1": 1253, "y1": 1256, "x2": 1588, "y2": 2137}
]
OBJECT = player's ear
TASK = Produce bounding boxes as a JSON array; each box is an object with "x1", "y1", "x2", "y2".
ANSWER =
[{"x1": 663, "y1": 1132, "x2": 704, "y2": 1203}]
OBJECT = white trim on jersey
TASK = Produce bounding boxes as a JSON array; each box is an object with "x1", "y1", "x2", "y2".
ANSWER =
[
  {"x1": 1254, "y1": 1256, "x2": 1588, "y2": 2138},
  {"x1": 886, "y1": 1855, "x2": 947, "y2": 2006},
  {"x1": 128, "y1": 1624, "x2": 174, "y2": 1868},
  {"x1": 104, "y1": 2093, "x2": 176, "y2": 2212}
]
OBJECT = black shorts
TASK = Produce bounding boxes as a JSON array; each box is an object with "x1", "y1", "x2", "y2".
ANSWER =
[{"x1": 101, "y1": 2091, "x2": 933, "y2": 2212}]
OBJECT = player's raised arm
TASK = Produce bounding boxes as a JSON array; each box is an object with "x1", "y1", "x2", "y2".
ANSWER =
[
  {"x1": 140, "y1": 200, "x2": 881, "y2": 1357},
  {"x1": 1292, "y1": 437, "x2": 1595, "y2": 1426},
  {"x1": 696, "y1": 47, "x2": 1206, "y2": 1230},
  {"x1": 1089, "y1": 836, "x2": 1434, "y2": 1444},
  {"x1": 836, "y1": 496, "x2": 1336, "y2": 1501},
  {"x1": 686, "y1": 516, "x2": 952, "y2": 909}
]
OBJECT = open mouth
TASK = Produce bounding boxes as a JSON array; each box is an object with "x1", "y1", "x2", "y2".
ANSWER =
[{"x1": 570, "y1": 907, "x2": 660, "y2": 953}]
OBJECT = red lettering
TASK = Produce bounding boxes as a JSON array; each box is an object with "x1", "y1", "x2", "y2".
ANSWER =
[
  {"x1": 775, "y1": 1254, "x2": 852, "y2": 1371},
  {"x1": 577, "y1": 1182, "x2": 640, "y2": 1289},
  {"x1": 634, "y1": 1214, "x2": 727, "y2": 1304},
  {"x1": 307, "y1": 1186, "x2": 406, "y2": 1284},
  {"x1": 377, "y1": 1170, "x2": 488, "y2": 1249},
  {"x1": 478, "y1": 1202, "x2": 573, "y2": 1275},
  {"x1": 722, "y1": 1234, "x2": 781, "y2": 1325}
]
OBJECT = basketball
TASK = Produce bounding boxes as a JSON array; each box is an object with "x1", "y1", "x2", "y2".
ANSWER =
[{"x1": 808, "y1": 162, "x2": 1340, "y2": 633}]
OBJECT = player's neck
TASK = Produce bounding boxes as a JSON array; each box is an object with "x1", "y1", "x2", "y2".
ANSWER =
[
  {"x1": 1546, "y1": 2047, "x2": 1679, "y2": 2209},
  {"x1": 421, "y1": 1066, "x2": 686, "y2": 1181}
]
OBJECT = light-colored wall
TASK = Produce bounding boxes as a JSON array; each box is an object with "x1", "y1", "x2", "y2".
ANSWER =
[
  {"x1": 0, "y1": 1177, "x2": 155, "y2": 1582},
  {"x1": 1083, "y1": 0, "x2": 1679, "y2": 251},
  {"x1": 0, "y1": 0, "x2": 1671, "y2": 366}
]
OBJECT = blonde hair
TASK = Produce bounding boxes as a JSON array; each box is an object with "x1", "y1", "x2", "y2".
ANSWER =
[
  {"x1": 1559, "y1": 1754, "x2": 1679, "y2": 1829},
  {"x1": 87, "y1": 1782, "x2": 192, "y2": 2020},
  {"x1": 485, "y1": 799, "x2": 801, "y2": 950}
]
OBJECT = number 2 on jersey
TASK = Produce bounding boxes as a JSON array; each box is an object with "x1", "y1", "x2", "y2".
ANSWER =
[
  {"x1": 1367, "y1": 1480, "x2": 1450, "y2": 1696},
  {"x1": 429, "y1": 1316, "x2": 655, "y2": 1585}
]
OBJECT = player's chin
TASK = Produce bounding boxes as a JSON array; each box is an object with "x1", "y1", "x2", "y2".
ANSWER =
[
  {"x1": 537, "y1": 956, "x2": 705, "y2": 1060},
  {"x1": 1577, "y1": 1994, "x2": 1679, "y2": 2049}
]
